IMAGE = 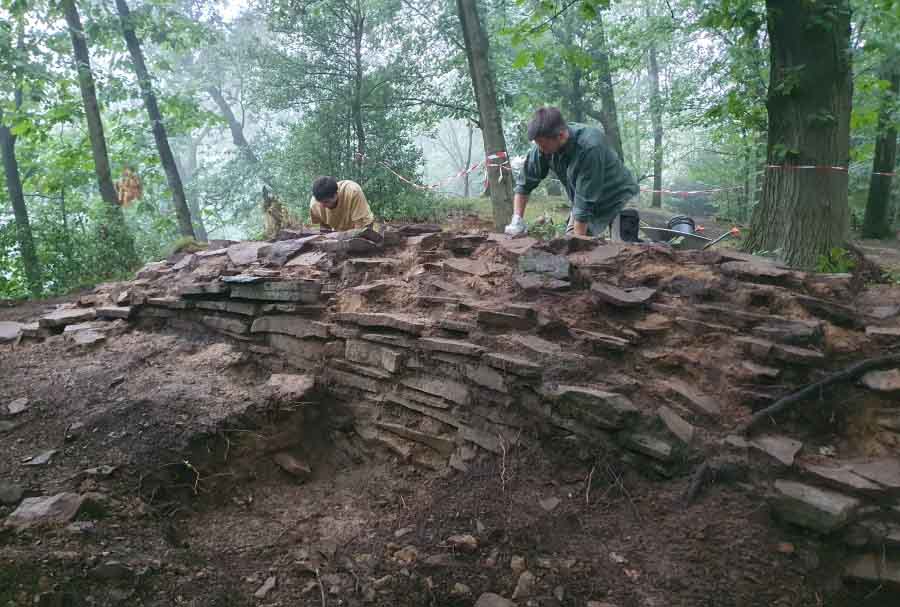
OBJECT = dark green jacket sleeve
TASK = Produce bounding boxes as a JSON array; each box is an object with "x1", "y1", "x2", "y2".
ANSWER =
[
  {"x1": 571, "y1": 147, "x2": 606, "y2": 222},
  {"x1": 514, "y1": 146, "x2": 549, "y2": 196}
]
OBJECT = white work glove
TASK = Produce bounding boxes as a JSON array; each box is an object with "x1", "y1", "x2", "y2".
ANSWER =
[{"x1": 504, "y1": 214, "x2": 527, "y2": 236}]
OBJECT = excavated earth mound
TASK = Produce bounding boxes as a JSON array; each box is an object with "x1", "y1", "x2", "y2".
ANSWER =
[{"x1": 2, "y1": 225, "x2": 900, "y2": 606}]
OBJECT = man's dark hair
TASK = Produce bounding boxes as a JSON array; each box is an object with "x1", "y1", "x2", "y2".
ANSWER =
[
  {"x1": 527, "y1": 107, "x2": 568, "y2": 140},
  {"x1": 312, "y1": 176, "x2": 339, "y2": 201}
]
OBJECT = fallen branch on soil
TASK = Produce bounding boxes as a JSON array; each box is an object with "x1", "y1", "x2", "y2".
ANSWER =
[
  {"x1": 738, "y1": 351, "x2": 900, "y2": 436},
  {"x1": 315, "y1": 567, "x2": 327, "y2": 607}
]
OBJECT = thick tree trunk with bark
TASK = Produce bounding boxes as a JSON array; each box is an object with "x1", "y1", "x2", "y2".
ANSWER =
[
  {"x1": 61, "y1": 0, "x2": 137, "y2": 265},
  {"x1": 116, "y1": 0, "x2": 194, "y2": 239},
  {"x1": 0, "y1": 120, "x2": 42, "y2": 296},
  {"x1": 862, "y1": 60, "x2": 899, "y2": 239},
  {"x1": 593, "y1": 13, "x2": 624, "y2": 161},
  {"x1": 648, "y1": 41, "x2": 664, "y2": 209},
  {"x1": 745, "y1": 0, "x2": 852, "y2": 268},
  {"x1": 456, "y1": 0, "x2": 514, "y2": 230}
]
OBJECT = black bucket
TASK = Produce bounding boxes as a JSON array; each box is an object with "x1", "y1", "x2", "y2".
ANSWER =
[
  {"x1": 667, "y1": 215, "x2": 696, "y2": 235},
  {"x1": 618, "y1": 209, "x2": 641, "y2": 242}
]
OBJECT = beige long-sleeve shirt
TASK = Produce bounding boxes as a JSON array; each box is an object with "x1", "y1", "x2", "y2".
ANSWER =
[{"x1": 309, "y1": 180, "x2": 374, "y2": 232}]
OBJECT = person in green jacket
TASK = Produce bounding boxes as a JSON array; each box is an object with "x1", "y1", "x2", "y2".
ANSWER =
[{"x1": 506, "y1": 107, "x2": 639, "y2": 238}]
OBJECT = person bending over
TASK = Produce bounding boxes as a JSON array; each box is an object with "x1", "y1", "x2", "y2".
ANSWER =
[{"x1": 309, "y1": 176, "x2": 374, "y2": 233}]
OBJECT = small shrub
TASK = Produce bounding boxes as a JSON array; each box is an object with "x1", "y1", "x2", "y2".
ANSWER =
[{"x1": 815, "y1": 247, "x2": 856, "y2": 274}]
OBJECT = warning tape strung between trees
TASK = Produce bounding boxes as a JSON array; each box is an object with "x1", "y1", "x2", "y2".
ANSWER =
[
  {"x1": 366, "y1": 155, "x2": 898, "y2": 196},
  {"x1": 357, "y1": 150, "x2": 513, "y2": 192}
]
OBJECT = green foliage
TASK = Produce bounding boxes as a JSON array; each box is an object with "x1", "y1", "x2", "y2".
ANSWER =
[{"x1": 815, "y1": 247, "x2": 857, "y2": 273}]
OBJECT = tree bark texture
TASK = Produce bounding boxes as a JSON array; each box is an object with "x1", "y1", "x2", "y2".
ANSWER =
[
  {"x1": 0, "y1": 121, "x2": 42, "y2": 296},
  {"x1": 456, "y1": 0, "x2": 514, "y2": 230},
  {"x1": 648, "y1": 41, "x2": 664, "y2": 209},
  {"x1": 594, "y1": 13, "x2": 624, "y2": 161},
  {"x1": 745, "y1": 0, "x2": 852, "y2": 268},
  {"x1": 351, "y1": 2, "x2": 366, "y2": 177},
  {"x1": 61, "y1": 0, "x2": 137, "y2": 265},
  {"x1": 862, "y1": 60, "x2": 899, "y2": 239},
  {"x1": 116, "y1": 0, "x2": 195, "y2": 239}
]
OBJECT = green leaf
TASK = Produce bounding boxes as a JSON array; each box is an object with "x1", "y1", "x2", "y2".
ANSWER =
[
  {"x1": 532, "y1": 50, "x2": 546, "y2": 69},
  {"x1": 512, "y1": 50, "x2": 531, "y2": 69}
]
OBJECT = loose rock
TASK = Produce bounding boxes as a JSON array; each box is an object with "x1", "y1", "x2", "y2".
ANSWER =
[
  {"x1": 512, "y1": 570, "x2": 536, "y2": 599},
  {"x1": 6, "y1": 397, "x2": 29, "y2": 415},
  {"x1": 0, "y1": 480, "x2": 24, "y2": 505},
  {"x1": 5, "y1": 493, "x2": 85, "y2": 530},
  {"x1": 475, "y1": 593, "x2": 516, "y2": 607},
  {"x1": 254, "y1": 575, "x2": 277, "y2": 599}
]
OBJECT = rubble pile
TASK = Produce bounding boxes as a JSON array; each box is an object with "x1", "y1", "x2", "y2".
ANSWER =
[{"x1": 5, "y1": 223, "x2": 900, "y2": 595}]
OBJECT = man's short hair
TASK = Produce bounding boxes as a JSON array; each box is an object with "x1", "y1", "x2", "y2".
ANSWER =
[
  {"x1": 527, "y1": 107, "x2": 568, "y2": 140},
  {"x1": 312, "y1": 176, "x2": 339, "y2": 201}
]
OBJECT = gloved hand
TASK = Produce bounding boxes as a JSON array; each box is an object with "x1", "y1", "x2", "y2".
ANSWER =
[{"x1": 504, "y1": 214, "x2": 527, "y2": 236}]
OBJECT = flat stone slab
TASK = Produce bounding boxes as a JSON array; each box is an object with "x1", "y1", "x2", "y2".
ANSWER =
[
  {"x1": 720, "y1": 261, "x2": 799, "y2": 284},
  {"x1": 658, "y1": 378, "x2": 720, "y2": 418},
  {"x1": 847, "y1": 458, "x2": 900, "y2": 490},
  {"x1": 591, "y1": 283, "x2": 656, "y2": 307},
  {"x1": 483, "y1": 352, "x2": 542, "y2": 378},
  {"x1": 567, "y1": 244, "x2": 626, "y2": 267},
  {"x1": 750, "y1": 434, "x2": 803, "y2": 466},
  {"x1": 180, "y1": 282, "x2": 230, "y2": 297},
  {"x1": 345, "y1": 339, "x2": 405, "y2": 373},
  {"x1": 624, "y1": 433, "x2": 673, "y2": 461},
  {"x1": 226, "y1": 241, "x2": 268, "y2": 266},
  {"x1": 771, "y1": 343, "x2": 826, "y2": 366},
  {"x1": 477, "y1": 310, "x2": 536, "y2": 330},
  {"x1": 259, "y1": 236, "x2": 321, "y2": 266},
  {"x1": 251, "y1": 316, "x2": 331, "y2": 339},
  {"x1": 658, "y1": 406, "x2": 694, "y2": 445},
  {"x1": 230, "y1": 280, "x2": 322, "y2": 304},
  {"x1": 771, "y1": 480, "x2": 861, "y2": 533},
  {"x1": 0, "y1": 321, "x2": 23, "y2": 343},
  {"x1": 843, "y1": 553, "x2": 900, "y2": 587},
  {"x1": 861, "y1": 369, "x2": 900, "y2": 393},
  {"x1": 572, "y1": 329, "x2": 630, "y2": 352},
  {"x1": 401, "y1": 375, "x2": 469, "y2": 406},
  {"x1": 443, "y1": 258, "x2": 500, "y2": 277},
  {"x1": 39, "y1": 308, "x2": 96, "y2": 328},
  {"x1": 866, "y1": 326, "x2": 900, "y2": 341},
  {"x1": 546, "y1": 385, "x2": 639, "y2": 430},
  {"x1": 518, "y1": 250, "x2": 570, "y2": 280},
  {"x1": 334, "y1": 312, "x2": 426, "y2": 335},
  {"x1": 418, "y1": 338, "x2": 484, "y2": 357},
  {"x1": 196, "y1": 300, "x2": 259, "y2": 316},
  {"x1": 95, "y1": 306, "x2": 132, "y2": 320},
  {"x1": 5, "y1": 492, "x2": 85, "y2": 530},
  {"x1": 801, "y1": 462, "x2": 883, "y2": 493},
  {"x1": 63, "y1": 323, "x2": 106, "y2": 346},
  {"x1": 285, "y1": 251, "x2": 328, "y2": 268},
  {"x1": 752, "y1": 318, "x2": 823, "y2": 346}
]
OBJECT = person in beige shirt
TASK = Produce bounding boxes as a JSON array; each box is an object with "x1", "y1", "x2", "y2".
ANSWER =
[{"x1": 309, "y1": 176, "x2": 374, "y2": 232}]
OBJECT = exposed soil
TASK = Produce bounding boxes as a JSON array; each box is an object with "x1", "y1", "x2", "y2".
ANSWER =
[{"x1": 1, "y1": 323, "x2": 896, "y2": 606}]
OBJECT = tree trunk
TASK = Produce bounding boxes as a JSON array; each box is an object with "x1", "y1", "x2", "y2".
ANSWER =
[
  {"x1": 456, "y1": 0, "x2": 514, "y2": 230},
  {"x1": 352, "y1": 6, "x2": 366, "y2": 178},
  {"x1": 179, "y1": 135, "x2": 209, "y2": 241},
  {"x1": 648, "y1": 40, "x2": 664, "y2": 209},
  {"x1": 116, "y1": 0, "x2": 194, "y2": 239},
  {"x1": 745, "y1": 0, "x2": 852, "y2": 268},
  {"x1": 61, "y1": 0, "x2": 137, "y2": 266},
  {"x1": 862, "y1": 60, "x2": 899, "y2": 239},
  {"x1": 464, "y1": 123, "x2": 474, "y2": 198},
  {"x1": 0, "y1": 18, "x2": 41, "y2": 297},
  {"x1": 0, "y1": 122, "x2": 42, "y2": 296},
  {"x1": 206, "y1": 86, "x2": 260, "y2": 164},
  {"x1": 594, "y1": 13, "x2": 624, "y2": 161}
]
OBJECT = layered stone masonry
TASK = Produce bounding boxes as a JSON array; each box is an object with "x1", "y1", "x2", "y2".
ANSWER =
[{"x1": 12, "y1": 225, "x2": 900, "y2": 587}]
